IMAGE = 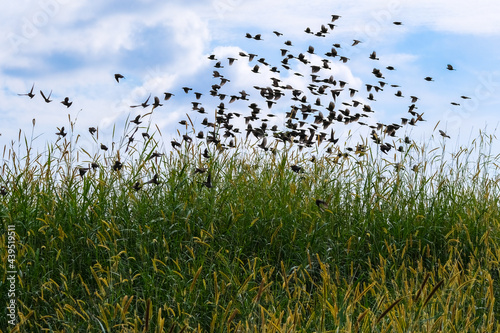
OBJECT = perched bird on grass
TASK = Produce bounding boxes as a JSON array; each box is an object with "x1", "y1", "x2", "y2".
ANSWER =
[
  {"x1": 89, "y1": 127, "x2": 97, "y2": 135},
  {"x1": 100, "y1": 144, "x2": 108, "y2": 151},
  {"x1": 290, "y1": 165, "x2": 303, "y2": 173}
]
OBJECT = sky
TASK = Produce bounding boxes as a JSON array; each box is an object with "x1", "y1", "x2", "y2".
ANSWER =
[{"x1": 1, "y1": 0, "x2": 500, "y2": 162}]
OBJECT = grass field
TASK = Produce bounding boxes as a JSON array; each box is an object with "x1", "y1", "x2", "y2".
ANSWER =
[{"x1": 1, "y1": 121, "x2": 500, "y2": 332}]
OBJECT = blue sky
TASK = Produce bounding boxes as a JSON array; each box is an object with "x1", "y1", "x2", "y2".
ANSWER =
[{"x1": 1, "y1": 0, "x2": 500, "y2": 158}]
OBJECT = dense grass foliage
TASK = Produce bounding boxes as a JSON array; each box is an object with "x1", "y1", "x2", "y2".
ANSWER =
[{"x1": 1, "y1": 126, "x2": 500, "y2": 332}]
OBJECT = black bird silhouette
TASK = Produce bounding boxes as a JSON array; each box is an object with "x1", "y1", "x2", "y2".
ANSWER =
[
  {"x1": 290, "y1": 165, "x2": 303, "y2": 173},
  {"x1": 151, "y1": 96, "x2": 163, "y2": 110},
  {"x1": 18, "y1": 83, "x2": 35, "y2": 98},
  {"x1": 369, "y1": 51, "x2": 379, "y2": 60},
  {"x1": 439, "y1": 130, "x2": 450, "y2": 138},
  {"x1": 424, "y1": 77, "x2": 434, "y2": 81},
  {"x1": 131, "y1": 94, "x2": 151, "y2": 108},
  {"x1": 393, "y1": 21, "x2": 403, "y2": 25},
  {"x1": 164, "y1": 92, "x2": 174, "y2": 100},
  {"x1": 145, "y1": 174, "x2": 160, "y2": 185},
  {"x1": 315, "y1": 199, "x2": 328, "y2": 211},
  {"x1": 446, "y1": 64, "x2": 456, "y2": 70},
  {"x1": 352, "y1": 39, "x2": 361, "y2": 46},
  {"x1": 133, "y1": 182, "x2": 142, "y2": 191},
  {"x1": 171, "y1": 140, "x2": 181, "y2": 149},
  {"x1": 130, "y1": 115, "x2": 142, "y2": 125},
  {"x1": 55, "y1": 127, "x2": 66, "y2": 137},
  {"x1": 89, "y1": 127, "x2": 97, "y2": 135},
  {"x1": 100, "y1": 144, "x2": 108, "y2": 151},
  {"x1": 202, "y1": 171, "x2": 212, "y2": 188},
  {"x1": 40, "y1": 90, "x2": 52, "y2": 103},
  {"x1": 146, "y1": 152, "x2": 163, "y2": 160},
  {"x1": 182, "y1": 87, "x2": 193, "y2": 93},
  {"x1": 112, "y1": 161, "x2": 122, "y2": 171},
  {"x1": 61, "y1": 97, "x2": 72, "y2": 108},
  {"x1": 78, "y1": 167, "x2": 89, "y2": 178},
  {"x1": 115, "y1": 74, "x2": 124, "y2": 82}
]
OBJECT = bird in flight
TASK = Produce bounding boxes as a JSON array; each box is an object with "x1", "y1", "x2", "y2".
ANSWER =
[
  {"x1": 61, "y1": 97, "x2": 72, "y2": 108},
  {"x1": 439, "y1": 130, "x2": 450, "y2": 138},
  {"x1": 112, "y1": 161, "x2": 122, "y2": 171},
  {"x1": 369, "y1": 51, "x2": 379, "y2": 60},
  {"x1": 131, "y1": 94, "x2": 151, "y2": 108},
  {"x1": 55, "y1": 127, "x2": 66, "y2": 137},
  {"x1": 151, "y1": 96, "x2": 163, "y2": 110},
  {"x1": 315, "y1": 199, "x2": 328, "y2": 211},
  {"x1": 78, "y1": 167, "x2": 89, "y2": 178},
  {"x1": 164, "y1": 92, "x2": 174, "y2": 100},
  {"x1": 202, "y1": 171, "x2": 212, "y2": 188},
  {"x1": 130, "y1": 115, "x2": 142, "y2": 125},
  {"x1": 145, "y1": 174, "x2": 160, "y2": 185},
  {"x1": 40, "y1": 90, "x2": 53, "y2": 103},
  {"x1": 18, "y1": 83, "x2": 35, "y2": 98},
  {"x1": 115, "y1": 74, "x2": 124, "y2": 82},
  {"x1": 446, "y1": 64, "x2": 456, "y2": 71}
]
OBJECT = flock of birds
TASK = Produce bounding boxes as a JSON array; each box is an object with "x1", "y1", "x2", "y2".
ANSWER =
[{"x1": 15, "y1": 14, "x2": 471, "y2": 195}]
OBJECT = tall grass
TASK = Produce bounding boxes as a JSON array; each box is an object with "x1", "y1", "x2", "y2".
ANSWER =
[{"x1": 1, "y1": 119, "x2": 500, "y2": 332}]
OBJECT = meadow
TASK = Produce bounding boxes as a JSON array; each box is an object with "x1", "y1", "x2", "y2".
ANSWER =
[{"x1": 1, "y1": 117, "x2": 500, "y2": 332}]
